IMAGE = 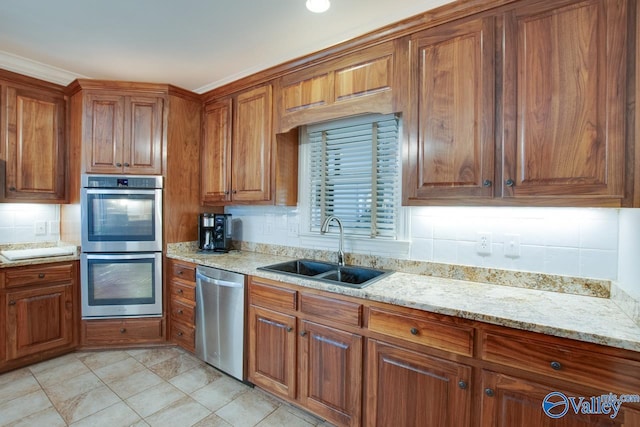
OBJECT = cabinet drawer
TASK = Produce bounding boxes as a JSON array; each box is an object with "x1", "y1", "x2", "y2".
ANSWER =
[
  {"x1": 170, "y1": 322, "x2": 195, "y2": 352},
  {"x1": 481, "y1": 329, "x2": 640, "y2": 395},
  {"x1": 82, "y1": 318, "x2": 164, "y2": 345},
  {"x1": 249, "y1": 277, "x2": 297, "y2": 311},
  {"x1": 5, "y1": 262, "x2": 74, "y2": 288},
  {"x1": 170, "y1": 298, "x2": 195, "y2": 326},
  {"x1": 170, "y1": 261, "x2": 196, "y2": 282},
  {"x1": 368, "y1": 307, "x2": 474, "y2": 357},
  {"x1": 169, "y1": 280, "x2": 196, "y2": 302},
  {"x1": 300, "y1": 292, "x2": 362, "y2": 327}
]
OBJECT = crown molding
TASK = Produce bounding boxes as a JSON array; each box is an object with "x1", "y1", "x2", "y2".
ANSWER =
[{"x1": 0, "y1": 50, "x2": 87, "y2": 86}]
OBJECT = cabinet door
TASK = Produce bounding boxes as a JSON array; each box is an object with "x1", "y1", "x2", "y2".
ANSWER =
[
  {"x1": 232, "y1": 85, "x2": 272, "y2": 202},
  {"x1": 299, "y1": 320, "x2": 363, "y2": 427},
  {"x1": 201, "y1": 98, "x2": 233, "y2": 204},
  {"x1": 501, "y1": 0, "x2": 628, "y2": 201},
  {"x1": 6, "y1": 283, "x2": 73, "y2": 360},
  {"x1": 84, "y1": 93, "x2": 125, "y2": 173},
  {"x1": 481, "y1": 370, "x2": 640, "y2": 427},
  {"x1": 4, "y1": 86, "x2": 66, "y2": 202},
  {"x1": 124, "y1": 96, "x2": 163, "y2": 174},
  {"x1": 406, "y1": 16, "x2": 495, "y2": 201},
  {"x1": 365, "y1": 339, "x2": 472, "y2": 427},
  {"x1": 247, "y1": 305, "x2": 296, "y2": 400}
]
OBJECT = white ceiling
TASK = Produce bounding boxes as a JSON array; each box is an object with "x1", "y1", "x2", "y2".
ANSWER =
[{"x1": 0, "y1": 0, "x2": 454, "y2": 93}]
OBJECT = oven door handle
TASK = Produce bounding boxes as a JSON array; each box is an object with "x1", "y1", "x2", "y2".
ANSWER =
[{"x1": 196, "y1": 272, "x2": 243, "y2": 288}]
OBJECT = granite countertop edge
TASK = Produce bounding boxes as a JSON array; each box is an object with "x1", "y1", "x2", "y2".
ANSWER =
[{"x1": 167, "y1": 249, "x2": 640, "y2": 353}]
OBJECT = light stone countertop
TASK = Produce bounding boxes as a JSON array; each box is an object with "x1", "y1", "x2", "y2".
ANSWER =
[{"x1": 167, "y1": 248, "x2": 640, "y2": 353}]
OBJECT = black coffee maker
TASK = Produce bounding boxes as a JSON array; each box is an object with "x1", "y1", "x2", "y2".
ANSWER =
[{"x1": 198, "y1": 213, "x2": 232, "y2": 253}]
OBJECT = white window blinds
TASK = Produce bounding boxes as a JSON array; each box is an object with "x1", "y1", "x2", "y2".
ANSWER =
[{"x1": 308, "y1": 114, "x2": 400, "y2": 238}]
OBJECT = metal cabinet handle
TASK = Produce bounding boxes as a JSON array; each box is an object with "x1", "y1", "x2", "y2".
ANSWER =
[
  {"x1": 177, "y1": 289, "x2": 183, "y2": 294},
  {"x1": 483, "y1": 179, "x2": 492, "y2": 187},
  {"x1": 177, "y1": 331, "x2": 183, "y2": 337},
  {"x1": 458, "y1": 381, "x2": 468, "y2": 390},
  {"x1": 8, "y1": 300, "x2": 16, "y2": 306},
  {"x1": 300, "y1": 331, "x2": 307, "y2": 337},
  {"x1": 550, "y1": 361, "x2": 562, "y2": 371},
  {"x1": 485, "y1": 388, "x2": 495, "y2": 397},
  {"x1": 177, "y1": 309, "x2": 183, "y2": 315},
  {"x1": 177, "y1": 270, "x2": 183, "y2": 275},
  {"x1": 286, "y1": 326, "x2": 293, "y2": 333},
  {"x1": 115, "y1": 162, "x2": 122, "y2": 167},
  {"x1": 9, "y1": 186, "x2": 16, "y2": 192},
  {"x1": 120, "y1": 328, "x2": 126, "y2": 333},
  {"x1": 232, "y1": 190, "x2": 237, "y2": 194},
  {"x1": 505, "y1": 179, "x2": 515, "y2": 187},
  {"x1": 410, "y1": 327, "x2": 419, "y2": 335},
  {"x1": 124, "y1": 162, "x2": 130, "y2": 167},
  {"x1": 38, "y1": 273, "x2": 45, "y2": 279}
]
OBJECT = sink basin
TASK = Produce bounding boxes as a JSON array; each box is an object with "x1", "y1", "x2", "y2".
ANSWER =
[
  {"x1": 262, "y1": 259, "x2": 335, "y2": 276},
  {"x1": 258, "y1": 259, "x2": 392, "y2": 289}
]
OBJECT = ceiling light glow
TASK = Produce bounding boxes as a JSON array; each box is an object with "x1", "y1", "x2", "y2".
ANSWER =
[{"x1": 306, "y1": 0, "x2": 330, "y2": 13}]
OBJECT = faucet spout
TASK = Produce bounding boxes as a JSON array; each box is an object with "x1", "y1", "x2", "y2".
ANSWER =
[{"x1": 320, "y1": 215, "x2": 345, "y2": 266}]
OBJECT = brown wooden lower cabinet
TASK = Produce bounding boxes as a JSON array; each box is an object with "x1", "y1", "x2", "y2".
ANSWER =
[
  {"x1": 481, "y1": 370, "x2": 640, "y2": 427},
  {"x1": 1, "y1": 261, "x2": 78, "y2": 374},
  {"x1": 246, "y1": 275, "x2": 640, "y2": 427},
  {"x1": 81, "y1": 318, "x2": 164, "y2": 346},
  {"x1": 248, "y1": 304, "x2": 297, "y2": 400},
  {"x1": 299, "y1": 320, "x2": 362, "y2": 427},
  {"x1": 365, "y1": 339, "x2": 471, "y2": 427}
]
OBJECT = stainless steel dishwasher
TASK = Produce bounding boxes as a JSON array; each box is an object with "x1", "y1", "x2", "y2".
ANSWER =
[{"x1": 195, "y1": 265, "x2": 246, "y2": 381}]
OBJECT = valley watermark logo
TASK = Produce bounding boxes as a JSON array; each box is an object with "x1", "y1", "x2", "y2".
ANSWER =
[{"x1": 542, "y1": 392, "x2": 640, "y2": 419}]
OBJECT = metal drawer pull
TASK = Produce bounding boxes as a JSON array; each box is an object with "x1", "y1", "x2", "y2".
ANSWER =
[
  {"x1": 120, "y1": 328, "x2": 126, "y2": 333},
  {"x1": 38, "y1": 273, "x2": 45, "y2": 278},
  {"x1": 458, "y1": 381, "x2": 468, "y2": 390},
  {"x1": 300, "y1": 331, "x2": 307, "y2": 337},
  {"x1": 177, "y1": 309, "x2": 183, "y2": 315},
  {"x1": 8, "y1": 300, "x2": 16, "y2": 306},
  {"x1": 177, "y1": 331, "x2": 183, "y2": 337},
  {"x1": 550, "y1": 361, "x2": 562, "y2": 370},
  {"x1": 286, "y1": 326, "x2": 293, "y2": 333},
  {"x1": 177, "y1": 289, "x2": 183, "y2": 294},
  {"x1": 485, "y1": 388, "x2": 495, "y2": 397},
  {"x1": 410, "y1": 327, "x2": 419, "y2": 335}
]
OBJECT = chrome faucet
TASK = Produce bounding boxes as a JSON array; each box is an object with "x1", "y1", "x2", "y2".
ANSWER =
[{"x1": 320, "y1": 215, "x2": 345, "y2": 266}]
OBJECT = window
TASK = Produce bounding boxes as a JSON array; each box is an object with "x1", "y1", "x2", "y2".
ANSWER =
[{"x1": 304, "y1": 113, "x2": 401, "y2": 239}]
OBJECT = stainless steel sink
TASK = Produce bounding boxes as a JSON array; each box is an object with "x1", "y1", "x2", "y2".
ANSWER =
[{"x1": 258, "y1": 259, "x2": 392, "y2": 289}]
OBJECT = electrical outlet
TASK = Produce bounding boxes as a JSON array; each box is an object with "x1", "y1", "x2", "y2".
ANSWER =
[
  {"x1": 505, "y1": 233, "x2": 521, "y2": 258},
  {"x1": 287, "y1": 220, "x2": 299, "y2": 237},
  {"x1": 34, "y1": 221, "x2": 47, "y2": 236},
  {"x1": 476, "y1": 232, "x2": 492, "y2": 255}
]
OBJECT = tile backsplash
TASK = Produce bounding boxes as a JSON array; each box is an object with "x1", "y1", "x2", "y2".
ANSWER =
[
  {"x1": 225, "y1": 205, "x2": 621, "y2": 282},
  {"x1": 0, "y1": 204, "x2": 60, "y2": 243}
]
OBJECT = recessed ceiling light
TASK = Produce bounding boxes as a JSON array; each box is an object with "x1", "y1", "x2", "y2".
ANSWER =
[{"x1": 306, "y1": 0, "x2": 330, "y2": 13}]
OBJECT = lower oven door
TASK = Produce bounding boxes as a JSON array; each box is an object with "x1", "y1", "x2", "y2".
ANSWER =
[{"x1": 81, "y1": 252, "x2": 162, "y2": 318}]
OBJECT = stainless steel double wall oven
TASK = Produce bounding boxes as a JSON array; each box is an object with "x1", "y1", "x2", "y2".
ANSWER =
[{"x1": 81, "y1": 174, "x2": 163, "y2": 318}]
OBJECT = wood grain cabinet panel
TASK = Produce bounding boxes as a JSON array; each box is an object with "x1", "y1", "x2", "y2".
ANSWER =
[
  {"x1": 5, "y1": 262, "x2": 74, "y2": 289},
  {"x1": 501, "y1": 0, "x2": 628, "y2": 201},
  {"x1": 3, "y1": 85, "x2": 66, "y2": 202},
  {"x1": 248, "y1": 304, "x2": 297, "y2": 400},
  {"x1": 83, "y1": 92, "x2": 163, "y2": 174},
  {"x1": 167, "y1": 259, "x2": 196, "y2": 352},
  {"x1": 298, "y1": 320, "x2": 363, "y2": 427},
  {"x1": 6, "y1": 283, "x2": 73, "y2": 360},
  {"x1": 282, "y1": 74, "x2": 330, "y2": 113},
  {"x1": 201, "y1": 98, "x2": 233, "y2": 204},
  {"x1": 481, "y1": 370, "x2": 640, "y2": 427},
  {"x1": 365, "y1": 339, "x2": 472, "y2": 427},
  {"x1": 405, "y1": 16, "x2": 495, "y2": 202},
  {"x1": 82, "y1": 318, "x2": 163, "y2": 345}
]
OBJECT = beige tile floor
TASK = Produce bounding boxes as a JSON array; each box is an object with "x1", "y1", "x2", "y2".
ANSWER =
[{"x1": 0, "y1": 347, "x2": 333, "y2": 427}]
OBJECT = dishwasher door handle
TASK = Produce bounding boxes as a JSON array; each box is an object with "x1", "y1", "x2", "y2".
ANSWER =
[{"x1": 196, "y1": 272, "x2": 243, "y2": 288}]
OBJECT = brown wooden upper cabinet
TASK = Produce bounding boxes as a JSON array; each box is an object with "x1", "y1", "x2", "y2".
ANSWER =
[
  {"x1": 405, "y1": 16, "x2": 496, "y2": 201},
  {"x1": 202, "y1": 84, "x2": 297, "y2": 206},
  {"x1": 83, "y1": 92, "x2": 163, "y2": 175},
  {"x1": 404, "y1": 0, "x2": 631, "y2": 207},
  {"x1": 1, "y1": 80, "x2": 67, "y2": 203},
  {"x1": 275, "y1": 40, "x2": 402, "y2": 132}
]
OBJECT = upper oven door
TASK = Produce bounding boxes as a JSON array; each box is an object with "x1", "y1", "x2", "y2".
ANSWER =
[{"x1": 81, "y1": 187, "x2": 163, "y2": 252}]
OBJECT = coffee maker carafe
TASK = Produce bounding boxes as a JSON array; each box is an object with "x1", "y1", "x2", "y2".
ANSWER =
[{"x1": 198, "y1": 213, "x2": 232, "y2": 253}]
